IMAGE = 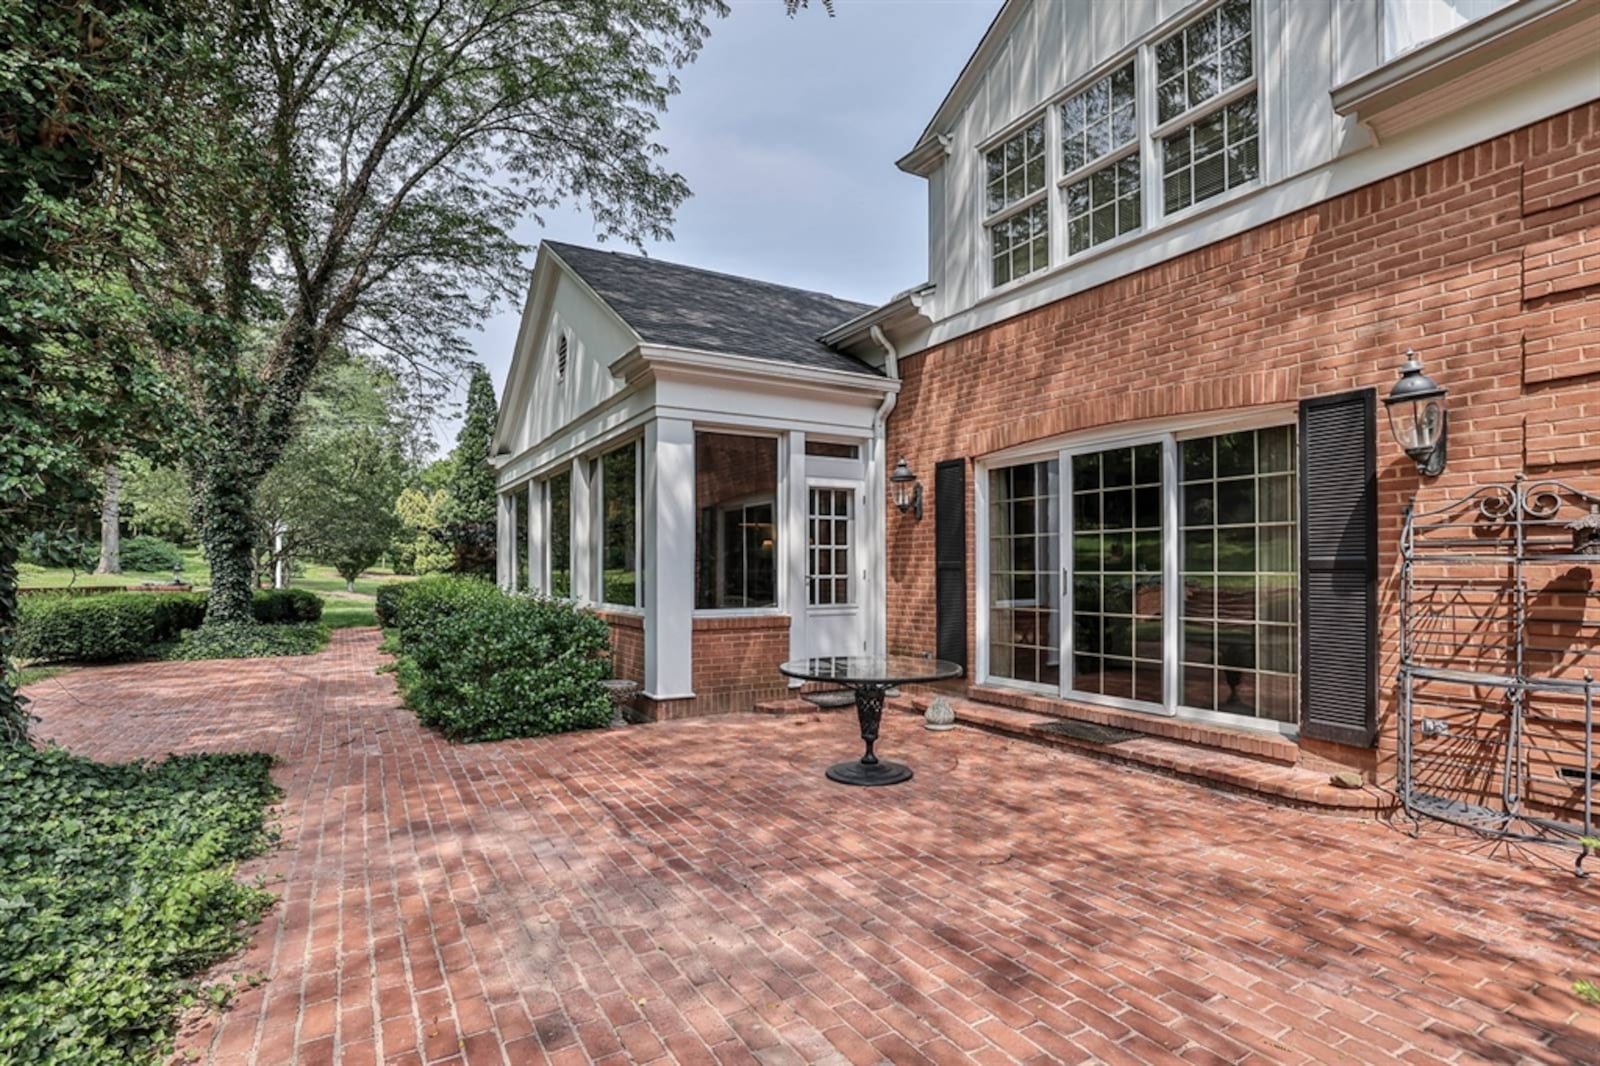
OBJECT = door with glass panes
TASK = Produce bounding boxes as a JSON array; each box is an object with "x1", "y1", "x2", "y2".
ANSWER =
[
  {"x1": 804, "y1": 481, "x2": 865, "y2": 658},
  {"x1": 986, "y1": 424, "x2": 1299, "y2": 731}
]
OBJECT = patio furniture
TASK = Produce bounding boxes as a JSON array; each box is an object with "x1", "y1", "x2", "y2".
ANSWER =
[{"x1": 778, "y1": 656, "x2": 963, "y2": 786}]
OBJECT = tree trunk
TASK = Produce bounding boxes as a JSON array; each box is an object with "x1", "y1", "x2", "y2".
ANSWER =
[
  {"x1": 95, "y1": 463, "x2": 122, "y2": 574},
  {"x1": 195, "y1": 457, "x2": 259, "y2": 626},
  {"x1": 0, "y1": 539, "x2": 29, "y2": 745},
  {"x1": 346, "y1": 578, "x2": 355, "y2": 593}
]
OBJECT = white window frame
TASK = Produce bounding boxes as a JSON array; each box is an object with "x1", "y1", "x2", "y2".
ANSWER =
[
  {"x1": 975, "y1": 406, "x2": 1299, "y2": 738},
  {"x1": 805, "y1": 481, "x2": 859, "y2": 611},
  {"x1": 979, "y1": 117, "x2": 1050, "y2": 291},
  {"x1": 595, "y1": 437, "x2": 643, "y2": 611},
  {"x1": 542, "y1": 465, "x2": 573, "y2": 600},
  {"x1": 975, "y1": 0, "x2": 1264, "y2": 296},
  {"x1": 690, "y1": 427, "x2": 786, "y2": 617}
]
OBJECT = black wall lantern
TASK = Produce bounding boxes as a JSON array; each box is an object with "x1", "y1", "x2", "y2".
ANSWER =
[
  {"x1": 1383, "y1": 351, "x2": 1448, "y2": 477},
  {"x1": 890, "y1": 457, "x2": 924, "y2": 520}
]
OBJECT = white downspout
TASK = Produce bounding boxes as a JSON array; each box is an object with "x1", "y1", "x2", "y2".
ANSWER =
[{"x1": 869, "y1": 325, "x2": 899, "y2": 660}]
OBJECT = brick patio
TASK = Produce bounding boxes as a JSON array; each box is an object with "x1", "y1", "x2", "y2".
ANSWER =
[{"x1": 27, "y1": 629, "x2": 1600, "y2": 1065}]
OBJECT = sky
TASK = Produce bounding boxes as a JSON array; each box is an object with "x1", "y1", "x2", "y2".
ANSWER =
[{"x1": 430, "y1": 0, "x2": 1002, "y2": 449}]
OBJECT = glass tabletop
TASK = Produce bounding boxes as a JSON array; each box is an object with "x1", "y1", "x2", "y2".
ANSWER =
[{"x1": 778, "y1": 656, "x2": 964, "y2": 686}]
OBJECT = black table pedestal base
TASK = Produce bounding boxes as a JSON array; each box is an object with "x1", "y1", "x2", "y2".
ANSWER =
[{"x1": 826, "y1": 759, "x2": 913, "y2": 786}]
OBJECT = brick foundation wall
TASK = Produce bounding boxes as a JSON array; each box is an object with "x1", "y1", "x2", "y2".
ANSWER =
[
  {"x1": 631, "y1": 613, "x2": 793, "y2": 721},
  {"x1": 886, "y1": 103, "x2": 1600, "y2": 783},
  {"x1": 594, "y1": 609, "x2": 645, "y2": 685}
]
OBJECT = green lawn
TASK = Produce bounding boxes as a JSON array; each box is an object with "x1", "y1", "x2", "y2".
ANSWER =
[{"x1": 18, "y1": 552, "x2": 407, "y2": 631}]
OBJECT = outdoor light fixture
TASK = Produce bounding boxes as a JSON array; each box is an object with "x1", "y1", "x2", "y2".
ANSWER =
[
  {"x1": 1383, "y1": 351, "x2": 1449, "y2": 477},
  {"x1": 890, "y1": 457, "x2": 924, "y2": 520}
]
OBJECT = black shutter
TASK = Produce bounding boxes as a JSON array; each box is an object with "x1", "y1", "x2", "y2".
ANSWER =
[
  {"x1": 1299, "y1": 388, "x2": 1379, "y2": 747},
  {"x1": 934, "y1": 459, "x2": 967, "y2": 669}
]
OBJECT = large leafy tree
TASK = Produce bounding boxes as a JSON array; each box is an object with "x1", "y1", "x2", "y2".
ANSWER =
[
  {"x1": 257, "y1": 357, "x2": 407, "y2": 589},
  {"x1": 0, "y1": 0, "x2": 189, "y2": 742},
  {"x1": 436, "y1": 365, "x2": 499, "y2": 576},
  {"x1": 116, "y1": 0, "x2": 726, "y2": 626}
]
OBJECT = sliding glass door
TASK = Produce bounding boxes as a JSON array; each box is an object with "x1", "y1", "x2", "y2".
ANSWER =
[{"x1": 984, "y1": 420, "x2": 1299, "y2": 733}]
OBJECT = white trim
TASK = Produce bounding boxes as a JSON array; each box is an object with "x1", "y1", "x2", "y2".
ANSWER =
[{"x1": 612, "y1": 344, "x2": 898, "y2": 397}]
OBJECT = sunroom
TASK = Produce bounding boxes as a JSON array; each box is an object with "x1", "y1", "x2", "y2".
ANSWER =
[{"x1": 490, "y1": 243, "x2": 900, "y2": 719}]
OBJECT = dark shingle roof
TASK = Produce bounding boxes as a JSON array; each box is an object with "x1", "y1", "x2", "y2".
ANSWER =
[{"x1": 546, "y1": 241, "x2": 880, "y2": 377}]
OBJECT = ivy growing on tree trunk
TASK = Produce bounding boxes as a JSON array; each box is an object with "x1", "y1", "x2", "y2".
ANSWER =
[{"x1": 114, "y1": 0, "x2": 726, "y2": 626}]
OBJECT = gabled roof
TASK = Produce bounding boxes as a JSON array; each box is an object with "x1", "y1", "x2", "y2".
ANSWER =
[{"x1": 545, "y1": 241, "x2": 881, "y2": 377}]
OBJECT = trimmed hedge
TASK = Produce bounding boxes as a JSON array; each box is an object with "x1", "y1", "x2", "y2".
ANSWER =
[
  {"x1": 16, "y1": 589, "x2": 325, "y2": 663},
  {"x1": 388, "y1": 576, "x2": 613, "y2": 742},
  {"x1": 117, "y1": 536, "x2": 183, "y2": 573},
  {"x1": 250, "y1": 588, "x2": 323, "y2": 624},
  {"x1": 163, "y1": 622, "x2": 329, "y2": 661},
  {"x1": 373, "y1": 582, "x2": 408, "y2": 629}
]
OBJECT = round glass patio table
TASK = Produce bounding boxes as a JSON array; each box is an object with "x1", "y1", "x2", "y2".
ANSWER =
[{"x1": 778, "y1": 656, "x2": 964, "y2": 786}]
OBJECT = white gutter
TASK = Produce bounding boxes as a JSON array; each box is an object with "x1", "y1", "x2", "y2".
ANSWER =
[{"x1": 869, "y1": 324, "x2": 900, "y2": 433}]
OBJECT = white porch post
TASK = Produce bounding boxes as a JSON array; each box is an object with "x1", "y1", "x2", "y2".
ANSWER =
[
  {"x1": 496, "y1": 492, "x2": 515, "y2": 590},
  {"x1": 644, "y1": 417, "x2": 695, "y2": 700},
  {"x1": 571, "y1": 460, "x2": 596, "y2": 603},
  {"x1": 527, "y1": 480, "x2": 545, "y2": 595},
  {"x1": 866, "y1": 433, "x2": 888, "y2": 657},
  {"x1": 784, "y1": 430, "x2": 808, "y2": 683}
]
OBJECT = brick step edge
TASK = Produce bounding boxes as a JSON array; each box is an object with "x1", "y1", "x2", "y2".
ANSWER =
[{"x1": 910, "y1": 696, "x2": 1394, "y2": 815}]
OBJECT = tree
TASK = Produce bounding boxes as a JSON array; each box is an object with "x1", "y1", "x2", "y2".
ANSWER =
[
  {"x1": 0, "y1": 0, "x2": 188, "y2": 742},
  {"x1": 95, "y1": 466, "x2": 123, "y2": 574},
  {"x1": 113, "y1": 0, "x2": 724, "y2": 627},
  {"x1": 121, "y1": 456, "x2": 195, "y2": 543},
  {"x1": 436, "y1": 366, "x2": 499, "y2": 576},
  {"x1": 257, "y1": 357, "x2": 408, "y2": 588},
  {"x1": 393, "y1": 486, "x2": 453, "y2": 575}
]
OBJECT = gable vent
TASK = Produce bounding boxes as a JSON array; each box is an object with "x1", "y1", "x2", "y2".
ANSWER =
[{"x1": 556, "y1": 333, "x2": 569, "y2": 379}]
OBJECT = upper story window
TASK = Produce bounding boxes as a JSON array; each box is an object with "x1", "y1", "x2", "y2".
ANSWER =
[
  {"x1": 984, "y1": 121, "x2": 1049, "y2": 288},
  {"x1": 1061, "y1": 62, "x2": 1140, "y2": 256},
  {"x1": 1156, "y1": 0, "x2": 1257, "y2": 214}
]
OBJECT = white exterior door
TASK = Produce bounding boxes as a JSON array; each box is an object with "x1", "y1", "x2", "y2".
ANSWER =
[{"x1": 804, "y1": 481, "x2": 865, "y2": 658}]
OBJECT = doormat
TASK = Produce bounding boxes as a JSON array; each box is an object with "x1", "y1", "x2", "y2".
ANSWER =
[
  {"x1": 802, "y1": 690, "x2": 857, "y2": 709},
  {"x1": 1036, "y1": 719, "x2": 1142, "y2": 744}
]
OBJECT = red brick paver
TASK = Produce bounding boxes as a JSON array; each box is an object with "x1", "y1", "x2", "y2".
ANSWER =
[{"x1": 28, "y1": 630, "x2": 1600, "y2": 1064}]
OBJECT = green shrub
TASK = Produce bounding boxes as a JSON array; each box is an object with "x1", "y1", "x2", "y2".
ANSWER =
[
  {"x1": 0, "y1": 745, "x2": 278, "y2": 1064},
  {"x1": 389, "y1": 577, "x2": 612, "y2": 742},
  {"x1": 16, "y1": 591, "x2": 326, "y2": 663},
  {"x1": 164, "y1": 623, "x2": 330, "y2": 662},
  {"x1": 374, "y1": 582, "x2": 408, "y2": 629},
  {"x1": 117, "y1": 536, "x2": 184, "y2": 573},
  {"x1": 14, "y1": 593, "x2": 206, "y2": 663},
  {"x1": 250, "y1": 588, "x2": 323, "y2": 624}
]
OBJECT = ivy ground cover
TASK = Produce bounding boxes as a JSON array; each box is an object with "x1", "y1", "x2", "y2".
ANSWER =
[{"x1": 0, "y1": 746, "x2": 278, "y2": 1064}]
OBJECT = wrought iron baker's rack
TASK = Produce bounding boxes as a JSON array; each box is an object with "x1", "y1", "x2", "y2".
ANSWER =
[{"x1": 1397, "y1": 475, "x2": 1597, "y2": 876}]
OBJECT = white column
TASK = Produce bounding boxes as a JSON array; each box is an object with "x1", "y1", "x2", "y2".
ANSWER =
[
  {"x1": 644, "y1": 417, "x2": 695, "y2": 700},
  {"x1": 527, "y1": 480, "x2": 545, "y2": 596},
  {"x1": 785, "y1": 431, "x2": 808, "y2": 681},
  {"x1": 571, "y1": 459, "x2": 596, "y2": 604},
  {"x1": 496, "y1": 492, "x2": 515, "y2": 591}
]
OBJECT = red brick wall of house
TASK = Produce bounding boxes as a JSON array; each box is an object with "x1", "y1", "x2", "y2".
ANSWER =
[
  {"x1": 634, "y1": 614, "x2": 792, "y2": 721},
  {"x1": 886, "y1": 104, "x2": 1600, "y2": 785},
  {"x1": 594, "y1": 609, "x2": 645, "y2": 685}
]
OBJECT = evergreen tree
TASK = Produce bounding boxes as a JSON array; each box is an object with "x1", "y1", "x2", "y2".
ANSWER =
[{"x1": 437, "y1": 366, "x2": 499, "y2": 576}]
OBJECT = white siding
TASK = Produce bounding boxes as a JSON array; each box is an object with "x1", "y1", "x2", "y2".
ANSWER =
[{"x1": 508, "y1": 266, "x2": 638, "y2": 458}]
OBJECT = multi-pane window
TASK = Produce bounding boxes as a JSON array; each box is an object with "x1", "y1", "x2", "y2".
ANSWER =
[
  {"x1": 1156, "y1": 0, "x2": 1253, "y2": 123},
  {"x1": 1061, "y1": 63, "x2": 1136, "y2": 173},
  {"x1": 1162, "y1": 95, "x2": 1259, "y2": 214},
  {"x1": 1180, "y1": 426, "x2": 1298, "y2": 724},
  {"x1": 1066, "y1": 157, "x2": 1141, "y2": 256},
  {"x1": 546, "y1": 470, "x2": 571, "y2": 598},
  {"x1": 808, "y1": 488, "x2": 853, "y2": 607},
  {"x1": 985, "y1": 121, "x2": 1048, "y2": 288},
  {"x1": 988, "y1": 460, "x2": 1061, "y2": 686},
  {"x1": 990, "y1": 202, "x2": 1049, "y2": 288},
  {"x1": 1157, "y1": 0, "x2": 1257, "y2": 214},
  {"x1": 600, "y1": 442, "x2": 639, "y2": 606},
  {"x1": 1071, "y1": 443, "x2": 1165, "y2": 705},
  {"x1": 985, "y1": 120, "x2": 1046, "y2": 213}
]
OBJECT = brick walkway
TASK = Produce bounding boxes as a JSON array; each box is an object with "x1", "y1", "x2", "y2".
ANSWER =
[{"x1": 28, "y1": 629, "x2": 1600, "y2": 1065}]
